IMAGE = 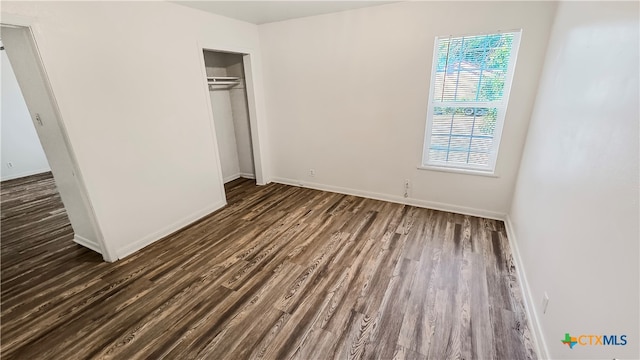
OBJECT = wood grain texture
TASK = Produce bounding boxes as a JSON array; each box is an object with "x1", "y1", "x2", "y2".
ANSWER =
[{"x1": 1, "y1": 173, "x2": 536, "y2": 359}]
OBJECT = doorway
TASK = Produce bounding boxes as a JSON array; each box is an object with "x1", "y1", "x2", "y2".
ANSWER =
[
  {"x1": 0, "y1": 24, "x2": 112, "y2": 261},
  {"x1": 202, "y1": 49, "x2": 258, "y2": 197}
]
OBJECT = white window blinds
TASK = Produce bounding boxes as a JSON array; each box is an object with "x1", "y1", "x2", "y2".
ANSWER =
[{"x1": 423, "y1": 31, "x2": 521, "y2": 172}]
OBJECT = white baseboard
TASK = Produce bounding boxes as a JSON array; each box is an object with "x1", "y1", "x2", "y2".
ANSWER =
[
  {"x1": 504, "y1": 215, "x2": 550, "y2": 360},
  {"x1": 1, "y1": 168, "x2": 51, "y2": 182},
  {"x1": 74, "y1": 234, "x2": 102, "y2": 254},
  {"x1": 115, "y1": 200, "x2": 226, "y2": 259},
  {"x1": 271, "y1": 177, "x2": 505, "y2": 220},
  {"x1": 223, "y1": 172, "x2": 256, "y2": 183},
  {"x1": 223, "y1": 173, "x2": 241, "y2": 183}
]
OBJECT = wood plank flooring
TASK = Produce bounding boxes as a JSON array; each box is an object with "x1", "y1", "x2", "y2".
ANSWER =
[{"x1": 1, "y1": 173, "x2": 536, "y2": 359}]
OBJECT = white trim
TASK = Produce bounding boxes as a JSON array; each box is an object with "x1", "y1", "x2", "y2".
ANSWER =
[
  {"x1": 271, "y1": 177, "x2": 505, "y2": 220},
  {"x1": 115, "y1": 200, "x2": 226, "y2": 260},
  {"x1": 0, "y1": 168, "x2": 50, "y2": 182},
  {"x1": 223, "y1": 172, "x2": 256, "y2": 183},
  {"x1": 504, "y1": 215, "x2": 550, "y2": 360},
  {"x1": 73, "y1": 234, "x2": 102, "y2": 254},
  {"x1": 417, "y1": 165, "x2": 499, "y2": 178},
  {"x1": 223, "y1": 173, "x2": 241, "y2": 183}
]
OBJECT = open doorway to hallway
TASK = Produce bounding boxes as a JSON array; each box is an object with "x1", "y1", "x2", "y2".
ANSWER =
[
  {"x1": 1, "y1": 36, "x2": 102, "y2": 298},
  {"x1": 0, "y1": 24, "x2": 111, "y2": 261}
]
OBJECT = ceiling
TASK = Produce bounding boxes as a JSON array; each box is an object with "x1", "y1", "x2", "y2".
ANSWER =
[{"x1": 171, "y1": 1, "x2": 395, "y2": 25}]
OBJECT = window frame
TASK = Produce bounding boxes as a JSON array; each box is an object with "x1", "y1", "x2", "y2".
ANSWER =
[{"x1": 421, "y1": 30, "x2": 522, "y2": 174}]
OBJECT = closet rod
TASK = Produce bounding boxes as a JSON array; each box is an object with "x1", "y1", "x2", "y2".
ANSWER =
[
  {"x1": 207, "y1": 76, "x2": 241, "y2": 80},
  {"x1": 207, "y1": 81, "x2": 241, "y2": 84}
]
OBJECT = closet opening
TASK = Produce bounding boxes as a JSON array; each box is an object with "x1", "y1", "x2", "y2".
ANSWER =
[{"x1": 202, "y1": 50, "x2": 257, "y2": 198}]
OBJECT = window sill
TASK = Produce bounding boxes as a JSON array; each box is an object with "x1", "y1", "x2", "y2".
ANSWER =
[{"x1": 417, "y1": 165, "x2": 499, "y2": 178}]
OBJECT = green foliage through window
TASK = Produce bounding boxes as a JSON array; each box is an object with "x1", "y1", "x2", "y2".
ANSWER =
[
  {"x1": 434, "y1": 33, "x2": 513, "y2": 102},
  {"x1": 425, "y1": 31, "x2": 520, "y2": 169}
]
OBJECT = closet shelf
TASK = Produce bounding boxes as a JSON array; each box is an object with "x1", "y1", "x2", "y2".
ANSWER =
[{"x1": 207, "y1": 76, "x2": 242, "y2": 86}]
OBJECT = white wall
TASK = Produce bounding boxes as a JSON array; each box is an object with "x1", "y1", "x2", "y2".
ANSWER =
[
  {"x1": 1, "y1": 2, "x2": 269, "y2": 259},
  {"x1": 230, "y1": 86, "x2": 255, "y2": 176},
  {"x1": 508, "y1": 2, "x2": 639, "y2": 359},
  {"x1": 259, "y1": 1, "x2": 557, "y2": 217},
  {"x1": 210, "y1": 89, "x2": 241, "y2": 181},
  {"x1": 225, "y1": 55, "x2": 255, "y2": 176},
  {"x1": 1, "y1": 47, "x2": 50, "y2": 181}
]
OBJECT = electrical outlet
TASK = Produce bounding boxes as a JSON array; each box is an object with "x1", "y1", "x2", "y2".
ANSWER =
[
  {"x1": 6, "y1": 162, "x2": 13, "y2": 168},
  {"x1": 542, "y1": 292, "x2": 550, "y2": 314},
  {"x1": 403, "y1": 179, "x2": 410, "y2": 198},
  {"x1": 309, "y1": 169, "x2": 315, "y2": 177}
]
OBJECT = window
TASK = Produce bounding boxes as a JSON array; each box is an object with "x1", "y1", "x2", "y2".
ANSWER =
[{"x1": 422, "y1": 31, "x2": 521, "y2": 173}]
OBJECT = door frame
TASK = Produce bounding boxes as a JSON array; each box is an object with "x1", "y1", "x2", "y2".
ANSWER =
[
  {"x1": 1, "y1": 15, "x2": 115, "y2": 261},
  {"x1": 196, "y1": 42, "x2": 267, "y2": 197}
]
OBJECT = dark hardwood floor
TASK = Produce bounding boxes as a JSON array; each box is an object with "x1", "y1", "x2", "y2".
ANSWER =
[{"x1": 1, "y1": 173, "x2": 536, "y2": 359}]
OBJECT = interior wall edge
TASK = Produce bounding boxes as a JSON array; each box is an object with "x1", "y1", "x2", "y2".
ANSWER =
[
  {"x1": 504, "y1": 214, "x2": 550, "y2": 360},
  {"x1": 271, "y1": 177, "x2": 506, "y2": 221},
  {"x1": 32, "y1": 24, "x2": 117, "y2": 262},
  {"x1": 115, "y1": 200, "x2": 227, "y2": 260}
]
